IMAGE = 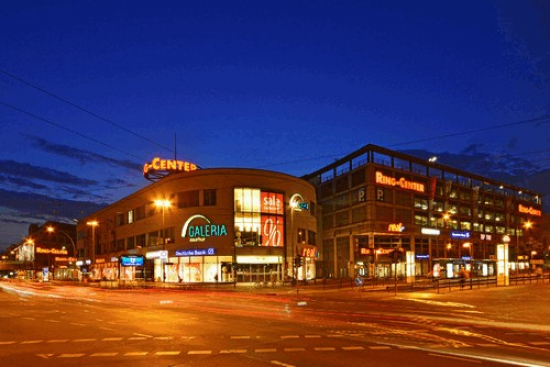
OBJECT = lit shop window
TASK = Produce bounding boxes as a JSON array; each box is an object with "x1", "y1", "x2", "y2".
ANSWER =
[{"x1": 234, "y1": 188, "x2": 285, "y2": 247}]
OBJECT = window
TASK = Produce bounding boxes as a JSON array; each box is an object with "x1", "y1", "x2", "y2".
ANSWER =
[
  {"x1": 297, "y1": 228, "x2": 306, "y2": 244},
  {"x1": 178, "y1": 190, "x2": 200, "y2": 208},
  {"x1": 128, "y1": 210, "x2": 134, "y2": 224},
  {"x1": 116, "y1": 213, "x2": 125, "y2": 227},
  {"x1": 308, "y1": 230, "x2": 317, "y2": 246},
  {"x1": 414, "y1": 197, "x2": 428, "y2": 210},
  {"x1": 127, "y1": 236, "x2": 135, "y2": 250},
  {"x1": 136, "y1": 234, "x2": 146, "y2": 248},
  {"x1": 204, "y1": 189, "x2": 217, "y2": 206},
  {"x1": 135, "y1": 205, "x2": 145, "y2": 221}
]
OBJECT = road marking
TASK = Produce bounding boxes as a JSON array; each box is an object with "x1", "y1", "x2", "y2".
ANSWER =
[
  {"x1": 91, "y1": 352, "x2": 118, "y2": 357},
  {"x1": 220, "y1": 349, "x2": 247, "y2": 354},
  {"x1": 45, "y1": 319, "x2": 60, "y2": 323},
  {"x1": 326, "y1": 334, "x2": 344, "y2": 338},
  {"x1": 305, "y1": 335, "x2": 321, "y2": 338},
  {"x1": 70, "y1": 322, "x2": 86, "y2": 326},
  {"x1": 284, "y1": 347, "x2": 306, "y2": 352},
  {"x1": 188, "y1": 350, "x2": 212, "y2": 355},
  {"x1": 255, "y1": 348, "x2": 277, "y2": 353},
  {"x1": 124, "y1": 352, "x2": 148, "y2": 356},
  {"x1": 47, "y1": 339, "x2": 68, "y2": 343},
  {"x1": 134, "y1": 333, "x2": 153, "y2": 338},
  {"x1": 281, "y1": 335, "x2": 299, "y2": 339},
  {"x1": 342, "y1": 346, "x2": 364, "y2": 351},
  {"x1": 22, "y1": 317, "x2": 35, "y2": 320},
  {"x1": 231, "y1": 336, "x2": 251, "y2": 339},
  {"x1": 102, "y1": 337, "x2": 123, "y2": 341},
  {"x1": 369, "y1": 346, "x2": 391, "y2": 350},
  {"x1": 58, "y1": 354, "x2": 85, "y2": 358},
  {"x1": 73, "y1": 338, "x2": 97, "y2": 342},
  {"x1": 314, "y1": 347, "x2": 336, "y2": 351},
  {"x1": 21, "y1": 340, "x2": 43, "y2": 344},
  {"x1": 0, "y1": 341, "x2": 17, "y2": 345},
  {"x1": 155, "y1": 351, "x2": 180, "y2": 356},
  {"x1": 271, "y1": 361, "x2": 295, "y2": 367}
]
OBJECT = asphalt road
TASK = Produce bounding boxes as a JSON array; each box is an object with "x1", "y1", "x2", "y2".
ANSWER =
[{"x1": 1, "y1": 280, "x2": 549, "y2": 367}]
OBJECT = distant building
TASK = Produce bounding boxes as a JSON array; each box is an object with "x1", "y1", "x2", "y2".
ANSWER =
[
  {"x1": 302, "y1": 144, "x2": 544, "y2": 279},
  {"x1": 9, "y1": 221, "x2": 77, "y2": 280}
]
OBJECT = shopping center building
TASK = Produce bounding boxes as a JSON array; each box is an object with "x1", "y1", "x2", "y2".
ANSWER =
[
  {"x1": 76, "y1": 159, "x2": 317, "y2": 284},
  {"x1": 302, "y1": 144, "x2": 544, "y2": 280}
]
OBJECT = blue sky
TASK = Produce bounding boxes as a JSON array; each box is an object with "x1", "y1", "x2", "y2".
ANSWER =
[{"x1": 1, "y1": 0, "x2": 549, "y2": 249}]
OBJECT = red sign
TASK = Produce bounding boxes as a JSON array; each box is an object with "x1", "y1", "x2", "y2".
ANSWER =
[
  {"x1": 261, "y1": 192, "x2": 284, "y2": 214},
  {"x1": 261, "y1": 215, "x2": 284, "y2": 246}
]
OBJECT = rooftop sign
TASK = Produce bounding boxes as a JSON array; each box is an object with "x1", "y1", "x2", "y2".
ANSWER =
[
  {"x1": 143, "y1": 157, "x2": 198, "y2": 181},
  {"x1": 375, "y1": 171, "x2": 425, "y2": 193}
]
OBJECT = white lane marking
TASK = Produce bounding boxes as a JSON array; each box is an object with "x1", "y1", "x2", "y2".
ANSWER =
[
  {"x1": 91, "y1": 352, "x2": 118, "y2": 357},
  {"x1": 530, "y1": 341, "x2": 550, "y2": 346},
  {"x1": 314, "y1": 347, "x2": 336, "y2": 351},
  {"x1": 133, "y1": 333, "x2": 153, "y2": 338},
  {"x1": 154, "y1": 336, "x2": 174, "y2": 340},
  {"x1": 73, "y1": 338, "x2": 96, "y2": 342},
  {"x1": 256, "y1": 348, "x2": 277, "y2": 353},
  {"x1": 284, "y1": 347, "x2": 306, "y2": 352},
  {"x1": 369, "y1": 346, "x2": 391, "y2": 350},
  {"x1": 281, "y1": 335, "x2": 299, "y2": 339},
  {"x1": 21, "y1": 340, "x2": 43, "y2": 344},
  {"x1": 305, "y1": 335, "x2": 321, "y2": 338},
  {"x1": 102, "y1": 337, "x2": 123, "y2": 341},
  {"x1": 220, "y1": 349, "x2": 247, "y2": 354},
  {"x1": 47, "y1": 339, "x2": 68, "y2": 343},
  {"x1": 155, "y1": 351, "x2": 180, "y2": 356},
  {"x1": 124, "y1": 352, "x2": 148, "y2": 356},
  {"x1": 45, "y1": 319, "x2": 60, "y2": 323},
  {"x1": 342, "y1": 346, "x2": 364, "y2": 351},
  {"x1": 231, "y1": 335, "x2": 251, "y2": 339},
  {"x1": 70, "y1": 323, "x2": 86, "y2": 326},
  {"x1": 58, "y1": 354, "x2": 85, "y2": 358},
  {"x1": 188, "y1": 350, "x2": 212, "y2": 355}
]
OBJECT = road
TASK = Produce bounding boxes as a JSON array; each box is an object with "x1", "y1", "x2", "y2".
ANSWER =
[{"x1": 1, "y1": 280, "x2": 549, "y2": 367}]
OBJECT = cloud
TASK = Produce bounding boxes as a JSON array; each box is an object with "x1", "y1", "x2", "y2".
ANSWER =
[
  {"x1": 0, "y1": 174, "x2": 48, "y2": 190},
  {"x1": 25, "y1": 135, "x2": 143, "y2": 171},
  {"x1": 0, "y1": 159, "x2": 97, "y2": 186},
  {"x1": 0, "y1": 188, "x2": 106, "y2": 221}
]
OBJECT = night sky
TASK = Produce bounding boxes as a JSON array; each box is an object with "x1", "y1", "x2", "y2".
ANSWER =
[{"x1": 1, "y1": 1, "x2": 549, "y2": 249}]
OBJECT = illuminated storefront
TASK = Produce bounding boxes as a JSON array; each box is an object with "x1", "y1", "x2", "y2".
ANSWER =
[
  {"x1": 303, "y1": 144, "x2": 543, "y2": 280},
  {"x1": 78, "y1": 166, "x2": 317, "y2": 284}
]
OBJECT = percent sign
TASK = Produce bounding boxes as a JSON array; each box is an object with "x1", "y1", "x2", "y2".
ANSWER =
[{"x1": 263, "y1": 217, "x2": 281, "y2": 246}]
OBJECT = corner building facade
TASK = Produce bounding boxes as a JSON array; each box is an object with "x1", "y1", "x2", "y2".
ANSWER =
[
  {"x1": 78, "y1": 168, "x2": 317, "y2": 284},
  {"x1": 303, "y1": 145, "x2": 544, "y2": 280}
]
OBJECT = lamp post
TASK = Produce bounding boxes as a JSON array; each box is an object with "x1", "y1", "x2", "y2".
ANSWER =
[
  {"x1": 47, "y1": 226, "x2": 79, "y2": 280},
  {"x1": 154, "y1": 199, "x2": 171, "y2": 282},
  {"x1": 87, "y1": 221, "x2": 98, "y2": 278}
]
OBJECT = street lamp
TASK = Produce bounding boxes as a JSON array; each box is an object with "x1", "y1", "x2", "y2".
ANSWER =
[{"x1": 154, "y1": 199, "x2": 171, "y2": 282}]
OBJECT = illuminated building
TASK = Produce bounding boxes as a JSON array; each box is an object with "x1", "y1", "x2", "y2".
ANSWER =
[
  {"x1": 303, "y1": 145, "x2": 544, "y2": 279},
  {"x1": 78, "y1": 165, "x2": 317, "y2": 284}
]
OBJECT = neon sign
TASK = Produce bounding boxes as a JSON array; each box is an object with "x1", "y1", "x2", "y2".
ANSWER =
[
  {"x1": 518, "y1": 204, "x2": 541, "y2": 217},
  {"x1": 375, "y1": 171, "x2": 425, "y2": 193},
  {"x1": 181, "y1": 214, "x2": 228, "y2": 242},
  {"x1": 36, "y1": 247, "x2": 68, "y2": 255},
  {"x1": 143, "y1": 157, "x2": 198, "y2": 181},
  {"x1": 388, "y1": 223, "x2": 405, "y2": 232},
  {"x1": 450, "y1": 231, "x2": 471, "y2": 239}
]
